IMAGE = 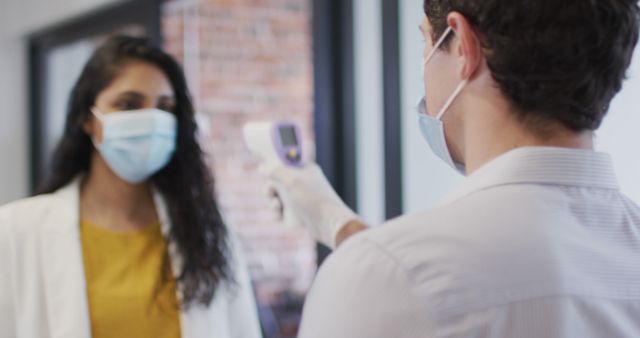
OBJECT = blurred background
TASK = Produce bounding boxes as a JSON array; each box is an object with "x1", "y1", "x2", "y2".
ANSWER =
[{"x1": 1, "y1": 0, "x2": 639, "y2": 337}]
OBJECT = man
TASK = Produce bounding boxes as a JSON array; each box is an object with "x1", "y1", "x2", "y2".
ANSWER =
[{"x1": 264, "y1": 0, "x2": 640, "y2": 337}]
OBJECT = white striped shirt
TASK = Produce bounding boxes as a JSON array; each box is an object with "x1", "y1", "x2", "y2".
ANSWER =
[{"x1": 299, "y1": 147, "x2": 640, "y2": 338}]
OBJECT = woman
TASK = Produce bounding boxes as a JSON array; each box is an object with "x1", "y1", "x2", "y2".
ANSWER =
[{"x1": 0, "y1": 36, "x2": 262, "y2": 338}]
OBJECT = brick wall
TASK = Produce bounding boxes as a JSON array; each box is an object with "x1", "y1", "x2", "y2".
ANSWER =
[{"x1": 162, "y1": 0, "x2": 316, "y2": 334}]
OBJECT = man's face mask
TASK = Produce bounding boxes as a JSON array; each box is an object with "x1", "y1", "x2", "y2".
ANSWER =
[{"x1": 417, "y1": 26, "x2": 467, "y2": 175}]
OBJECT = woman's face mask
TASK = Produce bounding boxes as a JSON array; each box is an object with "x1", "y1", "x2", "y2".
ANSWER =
[{"x1": 90, "y1": 107, "x2": 178, "y2": 183}]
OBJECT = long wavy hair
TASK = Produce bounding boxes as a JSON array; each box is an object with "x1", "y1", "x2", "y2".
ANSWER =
[{"x1": 41, "y1": 35, "x2": 231, "y2": 308}]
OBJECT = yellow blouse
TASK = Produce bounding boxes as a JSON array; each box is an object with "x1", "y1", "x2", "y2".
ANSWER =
[{"x1": 80, "y1": 220, "x2": 181, "y2": 338}]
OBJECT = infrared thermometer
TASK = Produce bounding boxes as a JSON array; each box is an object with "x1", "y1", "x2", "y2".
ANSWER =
[
  {"x1": 243, "y1": 121, "x2": 304, "y2": 228},
  {"x1": 243, "y1": 121, "x2": 304, "y2": 167}
]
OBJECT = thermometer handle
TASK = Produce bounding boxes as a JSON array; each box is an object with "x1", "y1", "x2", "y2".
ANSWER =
[
  {"x1": 243, "y1": 120, "x2": 305, "y2": 228},
  {"x1": 269, "y1": 179, "x2": 304, "y2": 229}
]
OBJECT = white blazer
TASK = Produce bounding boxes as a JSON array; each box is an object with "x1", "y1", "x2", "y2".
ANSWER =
[{"x1": 0, "y1": 179, "x2": 263, "y2": 338}]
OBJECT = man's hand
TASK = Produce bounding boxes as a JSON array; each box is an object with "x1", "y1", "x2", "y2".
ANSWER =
[{"x1": 262, "y1": 163, "x2": 367, "y2": 248}]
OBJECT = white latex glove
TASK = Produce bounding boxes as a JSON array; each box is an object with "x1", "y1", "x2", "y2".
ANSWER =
[{"x1": 261, "y1": 162, "x2": 359, "y2": 249}]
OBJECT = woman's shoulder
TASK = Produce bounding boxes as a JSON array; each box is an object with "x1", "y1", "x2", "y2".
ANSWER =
[
  {"x1": 0, "y1": 193, "x2": 57, "y2": 220},
  {"x1": 0, "y1": 186, "x2": 75, "y2": 238}
]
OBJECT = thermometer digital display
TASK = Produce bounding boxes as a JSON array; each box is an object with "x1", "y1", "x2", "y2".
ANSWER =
[{"x1": 243, "y1": 121, "x2": 303, "y2": 167}]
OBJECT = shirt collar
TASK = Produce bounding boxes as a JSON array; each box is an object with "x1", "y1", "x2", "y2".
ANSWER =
[{"x1": 440, "y1": 147, "x2": 619, "y2": 206}]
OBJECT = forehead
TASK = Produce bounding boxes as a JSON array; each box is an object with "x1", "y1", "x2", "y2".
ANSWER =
[{"x1": 106, "y1": 60, "x2": 173, "y2": 95}]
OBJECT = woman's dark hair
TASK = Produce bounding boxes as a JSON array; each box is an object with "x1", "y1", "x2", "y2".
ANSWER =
[
  {"x1": 424, "y1": 0, "x2": 640, "y2": 134},
  {"x1": 41, "y1": 35, "x2": 231, "y2": 308}
]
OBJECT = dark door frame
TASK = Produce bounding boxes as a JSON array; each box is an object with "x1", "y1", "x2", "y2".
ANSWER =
[
  {"x1": 312, "y1": 0, "x2": 357, "y2": 261},
  {"x1": 381, "y1": 0, "x2": 404, "y2": 219}
]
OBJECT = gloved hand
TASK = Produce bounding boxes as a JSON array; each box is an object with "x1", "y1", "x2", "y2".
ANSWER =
[{"x1": 261, "y1": 162, "x2": 360, "y2": 249}]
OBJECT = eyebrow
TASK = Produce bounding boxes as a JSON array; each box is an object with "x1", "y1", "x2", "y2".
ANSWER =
[
  {"x1": 117, "y1": 91, "x2": 175, "y2": 101},
  {"x1": 117, "y1": 91, "x2": 145, "y2": 100}
]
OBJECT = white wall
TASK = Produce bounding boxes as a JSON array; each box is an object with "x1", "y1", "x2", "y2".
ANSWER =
[
  {"x1": 0, "y1": 38, "x2": 29, "y2": 204},
  {"x1": 596, "y1": 46, "x2": 640, "y2": 203},
  {"x1": 0, "y1": 0, "x2": 124, "y2": 204},
  {"x1": 353, "y1": 0, "x2": 385, "y2": 225}
]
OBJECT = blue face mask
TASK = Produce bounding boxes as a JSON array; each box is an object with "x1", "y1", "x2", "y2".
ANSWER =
[
  {"x1": 91, "y1": 107, "x2": 178, "y2": 184},
  {"x1": 418, "y1": 26, "x2": 467, "y2": 175},
  {"x1": 416, "y1": 97, "x2": 465, "y2": 174}
]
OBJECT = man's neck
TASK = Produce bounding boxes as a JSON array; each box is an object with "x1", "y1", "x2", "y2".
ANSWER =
[{"x1": 464, "y1": 111, "x2": 594, "y2": 175}]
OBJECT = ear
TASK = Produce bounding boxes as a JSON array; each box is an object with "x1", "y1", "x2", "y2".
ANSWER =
[
  {"x1": 81, "y1": 113, "x2": 95, "y2": 136},
  {"x1": 447, "y1": 12, "x2": 483, "y2": 80}
]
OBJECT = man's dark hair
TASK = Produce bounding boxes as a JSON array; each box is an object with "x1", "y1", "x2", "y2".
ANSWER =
[{"x1": 424, "y1": 0, "x2": 640, "y2": 134}]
